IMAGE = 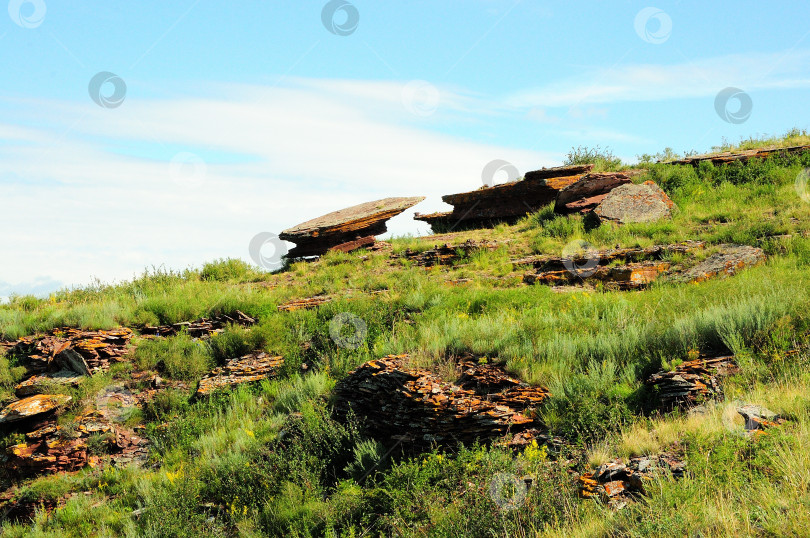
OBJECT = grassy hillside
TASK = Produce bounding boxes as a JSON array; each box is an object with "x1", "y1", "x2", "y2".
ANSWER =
[{"x1": 2, "y1": 135, "x2": 810, "y2": 537}]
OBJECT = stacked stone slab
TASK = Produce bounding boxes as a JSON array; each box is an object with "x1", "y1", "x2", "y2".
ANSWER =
[
  {"x1": 646, "y1": 355, "x2": 739, "y2": 409},
  {"x1": 195, "y1": 352, "x2": 284, "y2": 397},
  {"x1": 280, "y1": 196, "x2": 425, "y2": 258},
  {"x1": 333, "y1": 355, "x2": 550, "y2": 450},
  {"x1": 414, "y1": 164, "x2": 594, "y2": 230}
]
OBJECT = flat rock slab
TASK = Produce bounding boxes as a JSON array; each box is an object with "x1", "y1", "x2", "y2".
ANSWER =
[
  {"x1": 196, "y1": 352, "x2": 284, "y2": 397},
  {"x1": 0, "y1": 394, "x2": 72, "y2": 425},
  {"x1": 593, "y1": 181, "x2": 675, "y2": 224},
  {"x1": 668, "y1": 144, "x2": 810, "y2": 166},
  {"x1": 555, "y1": 172, "x2": 632, "y2": 214},
  {"x1": 684, "y1": 245, "x2": 765, "y2": 282},
  {"x1": 15, "y1": 370, "x2": 85, "y2": 398},
  {"x1": 280, "y1": 196, "x2": 425, "y2": 258}
]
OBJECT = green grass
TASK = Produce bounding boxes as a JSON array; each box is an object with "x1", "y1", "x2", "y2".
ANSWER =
[{"x1": 2, "y1": 138, "x2": 810, "y2": 536}]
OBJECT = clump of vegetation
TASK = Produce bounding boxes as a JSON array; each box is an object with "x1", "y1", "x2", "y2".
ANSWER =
[{"x1": 564, "y1": 144, "x2": 624, "y2": 171}]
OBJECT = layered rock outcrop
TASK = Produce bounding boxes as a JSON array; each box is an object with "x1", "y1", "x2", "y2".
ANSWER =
[
  {"x1": 593, "y1": 181, "x2": 676, "y2": 224},
  {"x1": 414, "y1": 165, "x2": 594, "y2": 230},
  {"x1": 334, "y1": 355, "x2": 550, "y2": 450}
]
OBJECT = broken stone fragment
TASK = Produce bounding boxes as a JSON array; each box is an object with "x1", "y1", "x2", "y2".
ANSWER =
[
  {"x1": 391, "y1": 239, "x2": 501, "y2": 267},
  {"x1": 280, "y1": 196, "x2": 425, "y2": 258},
  {"x1": 0, "y1": 394, "x2": 72, "y2": 425},
  {"x1": 592, "y1": 181, "x2": 676, "y2": 224},
  {"x1": 55, "y1": 348, "x2": 92, "y2": 376}
]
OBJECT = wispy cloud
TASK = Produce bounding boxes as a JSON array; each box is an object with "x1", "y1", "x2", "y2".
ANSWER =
[{"x1": 506, "y1": 50, "x2": 810, "y2": 107}]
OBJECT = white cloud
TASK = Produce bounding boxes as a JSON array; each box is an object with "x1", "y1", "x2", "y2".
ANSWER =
[
  {"x1": 506, "y1": 50, "x2": 810, "y2": 107},
  {"x1": 0, "y1": 79, "x2": 558, "y2": 294}
]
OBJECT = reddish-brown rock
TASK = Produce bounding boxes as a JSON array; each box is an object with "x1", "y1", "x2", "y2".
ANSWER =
[
  {"x1": 554, "y1": 172, "x2": 632, "y2": 214},
  {"x1": 646, "y1": 355, "x2": 739, "y2": 409},
  {"x1": 140, "y1": 310, "x2": 255, "y2": 338},
  {"x1": 10, "y1": 327, "x2": 134, "y2": 376},
  {"x1": 196, "y1": 352, "x2": 284, "y2": 397},
  {"x1": 280, "y1": 197, "x2": 425, "y2": 258},
  {"x1": 277, "y1": 295, "x2": 332, "y2": 312},
  {"x1": 334, "y1": 355, "x2": 550, "y2": 449},
  {"x1": 579, "y1": 453, "x2": 685, "y2": 505},
  {"x1": 415, "y1": 164, "x2": 595, "y2": 231}
]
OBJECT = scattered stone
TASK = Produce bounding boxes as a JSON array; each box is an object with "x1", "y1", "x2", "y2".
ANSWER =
[
  {"x1": 668, "y1": 144, "x2": 810, "y2": 166},
  {"x1": 391, "y1": 239, "x2": 501, "y2": 267},
  {"x1": 593, "y1": 181, "x2": 676, "y2": 224},
  {"x1": 554, "y1": 172, "x2": 632, "y2": 214},
  {"x1": 579, "y1": 453, "x2": 686, "y2": 506},
  {"x1": 415, "y1": 164, "x2": 594, "y2": 231},
  {"x1": 334, "y1": 355, "x2": 551, "y2": 450},
  {"x1": 196, "y1": 352, "x2": 284, "y2": 397},
  {"x1": 0, "y1": 394, "x2": 72, "y2": 426},
  {"x1": 140, "y1": 310, "x2": 255, "y2": 338},
  {"x1": 280, "y1": 196, "x2": 425, "y2": 258},
  {"x1": 328, "y1": 235, "x2": 376, "y2": 253},
  {"x1": 683, "y1": 245, "x2": 765, "y2": 282},
  {"x1": 4, "y1": 411, "x2": 147, "y2": 478},
  {"x1": 646, "y1": 355, "x2": 739, "y2": 409},
  {"x1": 520, "y1": 242, "x2": 704, "y2": 289}
]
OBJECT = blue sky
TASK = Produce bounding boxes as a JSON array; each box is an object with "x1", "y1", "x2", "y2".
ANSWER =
[{"x1": 2, "y1": 0, "x2": 809, "y2": 297}]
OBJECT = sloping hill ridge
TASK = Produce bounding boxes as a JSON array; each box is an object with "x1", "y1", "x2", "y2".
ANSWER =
[{"x1": 2, "y1": 137, "x2": 810, "y2": 536}]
